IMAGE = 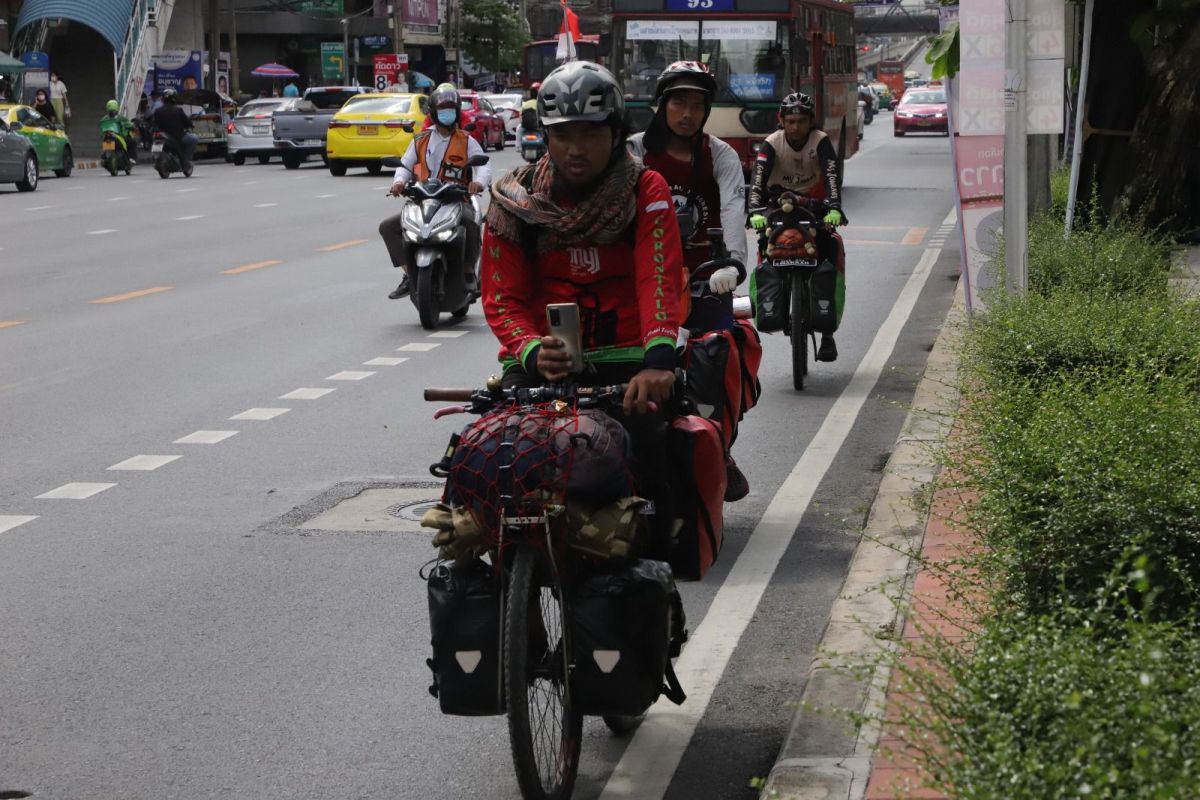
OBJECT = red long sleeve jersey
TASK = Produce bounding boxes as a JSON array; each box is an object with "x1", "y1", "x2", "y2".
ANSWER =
[{"x1": 482, "y1": 170, "x2": 684, "y2": 369}]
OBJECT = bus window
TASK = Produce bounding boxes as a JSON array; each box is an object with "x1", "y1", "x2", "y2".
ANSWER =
[
  {"x1": 699, "y1": 20, "x2": 789, "y2": 102},
  {"x1": 614, "y1": 20, "x2": 700, "y2": 99}
]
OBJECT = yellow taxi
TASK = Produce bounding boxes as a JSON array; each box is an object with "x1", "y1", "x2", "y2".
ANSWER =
[{"x1": 325, "y1": 92, "x2": 429, "y2": 176}]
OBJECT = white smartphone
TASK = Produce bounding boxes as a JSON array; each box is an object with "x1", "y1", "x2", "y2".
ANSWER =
[{"x1": 546, "y1": 303, "x2": 584, "y2": 375}]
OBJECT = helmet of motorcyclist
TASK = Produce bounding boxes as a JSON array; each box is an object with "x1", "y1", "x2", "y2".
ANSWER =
[
  {"x1": 779, "y1": 91, "x2": 815, "y2": 120},
  {"x1": 537, "y1": 61, "x2": 625, "y2": 132},
  {"x1": 528, "y1": 81, "x2": 541, "y2": 100},
  {"x1": 106, "y1": 99, "x2": 120, "y2": 115},
  {"x1": 162, "y1": 88, "x2": 179, "y2": 104},
  {"x1": 430, "y1": 82, "x2": 461, "y2": 128}
]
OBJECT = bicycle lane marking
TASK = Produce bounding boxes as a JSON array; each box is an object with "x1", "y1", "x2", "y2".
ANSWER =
[{"x1": 598, "y1": 208, "x2": 954, "y2": 800}]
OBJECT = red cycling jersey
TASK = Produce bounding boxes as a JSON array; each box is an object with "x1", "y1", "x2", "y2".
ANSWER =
[{"x1": 482, "y1": 170, "x2": 685, "y2": 371}]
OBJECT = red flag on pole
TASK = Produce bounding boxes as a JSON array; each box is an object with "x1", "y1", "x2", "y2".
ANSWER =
[{"x1": 556, "y1": 0, "x2": 581, "y2": 61}]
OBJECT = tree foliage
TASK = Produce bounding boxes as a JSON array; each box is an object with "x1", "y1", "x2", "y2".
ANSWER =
[
  {"x1": 925, "y1": 21, "x2": 959, "y2": 80},
  {"x1": 461, "y1": 0, "x2": 529, "y2": 74}
]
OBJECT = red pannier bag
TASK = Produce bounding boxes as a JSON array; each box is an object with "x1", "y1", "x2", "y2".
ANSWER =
[
  {"x1": 683, "y1": 320, "x2": 764, "y2": 452},
  {"x1": 667, "y1": 415, "x2": 726, "y2": 581}
]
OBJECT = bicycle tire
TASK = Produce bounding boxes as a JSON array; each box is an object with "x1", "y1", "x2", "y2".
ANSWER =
[
  {"x1": 506, "y1": 546, "x2": 582, "y2": 800},
  {"x1": 791, "y1": 275, "x2": 808, "y2": 391}
]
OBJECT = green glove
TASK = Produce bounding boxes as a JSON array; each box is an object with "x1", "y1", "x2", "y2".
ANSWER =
[
  {"x1": 824, "y1": 209, "x2": 845, "y2": 226},
  {"x1": 750, "y1": 214, "x2": 768, "y2": 230}
]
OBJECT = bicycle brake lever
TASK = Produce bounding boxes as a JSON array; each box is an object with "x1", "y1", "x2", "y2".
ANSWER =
[{"x1": 433, "y1": 405, "x2": 469, "y2": 420}]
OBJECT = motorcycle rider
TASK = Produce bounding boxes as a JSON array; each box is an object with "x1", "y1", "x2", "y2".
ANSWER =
[
  {"x1": 519, "y1": 81, "x2": 540, "y2": 134},
  {"x1": 626, "y1": 60, "x2": 751, "y2": 502},
  {"x1": 748, "y1": 91, "x2": 846, "y2": 362},
  {"x1": 483, "y1": 61, "x2": 684, "y2": 552},
  {"x1": 380, "y1": 82, "x2": 491, "y2": 300},
  {"x1": 151, "y1": 89, "x2": 197, "y2": 170},
  {"x1": 99, "y1": 99, "x2": 138, "y2": 165}
]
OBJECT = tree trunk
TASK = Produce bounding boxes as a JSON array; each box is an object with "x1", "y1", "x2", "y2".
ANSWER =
[{"x1": 1119, "y1": 18, "x2": 1200, "y2": 230}]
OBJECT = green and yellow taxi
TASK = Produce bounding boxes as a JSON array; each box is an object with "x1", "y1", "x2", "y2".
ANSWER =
[
  {"x1": 0, "y1": 104, "x2": 74, "y2": 177},
  {"x1": 325, "y1": 92, "x2": 429, "y2": 176}
]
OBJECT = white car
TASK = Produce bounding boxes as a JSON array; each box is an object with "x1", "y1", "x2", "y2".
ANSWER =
[
  {"x1": 484, "y1": 93, "x2": 523, "y2": 139},
  {"x1": 227, "y1": 97, "x2": 306, "y2": 166}
]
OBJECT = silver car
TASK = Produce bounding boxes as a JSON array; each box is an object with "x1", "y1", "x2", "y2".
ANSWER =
[
  {"x1": 228, "y1": 98, "x2": 306, "y2": 165},
  {"x1": 0, "y1": 117, "x2": 38, "y2": 192}
]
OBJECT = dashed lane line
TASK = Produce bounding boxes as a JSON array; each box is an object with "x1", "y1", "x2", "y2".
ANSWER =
[
  {"x1": 176, "y1": 215, "x2": 204, "y2": 221},
  {"x1": 396, "y1": 342, "x2": 440, "y2": 352},
  {"x1": 25, "y1": 205, "x2": 54, "y2": 211},
  {"x1": 254, "y1": 203, "x2": 279, "y2": 208},
  {"x1": 428, "y1": 330, "x2": 469, "y2": 339},
  {"x1": 177, "y1": 187, "x2": 198, "y2": 193},
  {"x1": 327, "y1": 371, "x2": 376, "y2": 381},
  {"x1": 174, "y1": 430, "x2": 238, "y2": 444},
  {"x1": 107, "y1": 455, "x2": 182, "y2": 471},
  {"x1": 316, "y1": 194, "x2": 337, "y2": 198},
  {"x1": 88, "y1": 229, "x2": 119, "y2": 236},
  {"x1": 0, "y1": 321, "x2": 27, "y2": 330},
  {"x1": 222, "y1": 260, "x2": 283, "y2": 275},
  {"x1": 363, "y1": 357, "x2": 408, "y2": 366},
  {"x1": 107, "y1": 196, "x2": 129, "y2": 201},
  {"x1": 89, "y1": 286, "x2": 173, "y2": 304},
  {"x1": 317, "y1": 239, "x2": 368, "y2": 252},
  {"x1": 280, "y1": 388, "x2": 336, "y2": 400},
  {"x1": 229, "y1": 408, "x2": 290, "y2": 421},
  {"x1": 0, "y1": 516, "x2": 38, "y2": 535},
  {"x1": 36, "y1": 483, "x2": 117, "y2": 500}
]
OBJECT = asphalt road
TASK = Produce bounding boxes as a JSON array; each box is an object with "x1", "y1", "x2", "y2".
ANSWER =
[{"x1": 0, "y1": 114, "x2": 958, "y2": 800}]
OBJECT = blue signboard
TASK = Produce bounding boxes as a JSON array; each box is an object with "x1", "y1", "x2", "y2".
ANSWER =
[
  {"x1": 360, "y1": 35, "x2": 391, "y2": 47},
  {"x1": 21, "y1": 51, "x2": 50, "y2": 69},
  {"x1": 729, "y1": 73, "x2": 777, "y2": 100},
  {"x1": 665, "y1": 0, "x2": 735, "y2": 11}
]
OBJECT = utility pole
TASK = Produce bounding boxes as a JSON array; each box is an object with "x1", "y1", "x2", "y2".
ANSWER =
[
  {"x1": 393, "y1": 1, "x2": 406, "y2": 61},
  {"x1": 208, "y1": 0, "x2": 221, "y2": 92},
  {"x1": 343, "y1": 18, "x2": 351, "y2": 85},
  {"x1": 227, "y1": 0, "x2": 240, "y2": 98},
  {"x1": 1003, "y1": 0, "x2": 1028, "y2": 293}
]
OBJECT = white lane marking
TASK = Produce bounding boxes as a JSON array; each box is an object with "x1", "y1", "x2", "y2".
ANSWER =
[
  {"x1": 241, "y1": 181, "x2": 260, "y2": 186},
  {"x1": 326, "y1": 370, "x2": 375, "y2": 381},
  {"x1": 428, "y1": 330, "x2": 469, "y2": 339},
  {"x1": 66, "y1": 186, "x2": 84, "y2": 191},
  {"x1": 0, "y1": 515, "x2": 38, "y2": 534},
  {"x1": 316, "y1": 193, "x2": 336, "y2": 198},
  {"x1": 363, "y1": 357, "x2": 408, "y2": 366},
  {"x1": 229, "y1": 407, "x2": 290, "y2": 420},
  {"x1": 36, "y1": 483, "x2": 118, "y2": 500},
  {"x1": 177, "y1": 187, "x2": 198, "y2": 193},
  {"x1": 107, "y1": 454, "x2": 182, "y2": 471},
  {"x1": 176, "y1": 215, "x2": 204, "y2": 221},
  {"x1": 25, "y1": 205, "x2": 54, "y2": 211},
  {"x1": 131, "y1": 180, "x2": 146, "y2": 184},
  {"x1": 174, "y1": 430, "x2": 238, "y2": 444},
  {"x1": 107, "y1": 196, "x2": 129, "y2": 201},
  {"x1": 88, "y1": 229, "x2": 119, "y2": 235},
  {"x1": 598, "y1": 217, "x2": 952, "y2": 800},
  {"x1": 396, "y1": 342, "x2": 440, "y2": 352},
  {"x1": 254, "y1": 203, "x2": 278, "y2": 208},
  {"x1": 280, "y1": 387, "x2": 336, "y2": 400},
  {"x1": 374, "y1": 185, "x2": 391, "y2": 191}
]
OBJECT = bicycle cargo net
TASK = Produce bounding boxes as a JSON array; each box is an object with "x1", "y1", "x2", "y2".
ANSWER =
[{"x1": 445, "y1": 404, "x2": 635, "y2": 546}]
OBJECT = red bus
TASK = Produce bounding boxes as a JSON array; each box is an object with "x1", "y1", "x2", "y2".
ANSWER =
[
  {"x1": 875, "y1": 58, "x2": 905, "y2": 107},
  {"x1": 522, "y1": 36, "x2": 603, "y2": 88},
  {"x1": 612, "y1": 0, "x2": 859, "y2": 174}
]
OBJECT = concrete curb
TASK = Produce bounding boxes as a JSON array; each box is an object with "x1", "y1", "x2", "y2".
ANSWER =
[{"x1": 758, "y1": 284, "x2": 965, "y2": 800}]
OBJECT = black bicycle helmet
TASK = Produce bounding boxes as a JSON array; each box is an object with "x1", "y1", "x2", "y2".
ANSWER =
[
  {"x1": 537, "y1": 61, "x2": 625, "y2": 128},
  {"x1": 779, "y1": 91, "x2": 815, "y2": 119},
  {"x1": 430, "y1": 82, "x2": 461, "y2": 127}
]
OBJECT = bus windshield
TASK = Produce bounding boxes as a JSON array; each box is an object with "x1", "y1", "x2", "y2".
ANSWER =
[
  {"x1": 614, "y1": 19, "x2": 789, "y2": 102},
  {"x1": 524, "y1": 40, "x2": 601, "y2": 86}
]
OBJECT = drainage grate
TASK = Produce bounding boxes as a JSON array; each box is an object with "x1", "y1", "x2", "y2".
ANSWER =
[{"x1": 387, "y1": 499, "x2": 441, "y2": 522}]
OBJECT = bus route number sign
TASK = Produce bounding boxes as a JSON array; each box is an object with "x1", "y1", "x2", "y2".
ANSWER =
[{"x1": 665, "y1": 0, "x2": 735, "y2": 11}]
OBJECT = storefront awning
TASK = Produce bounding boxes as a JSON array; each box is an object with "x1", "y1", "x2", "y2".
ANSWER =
[{"x1": 15, "y1": 0, "x2": 137, "y2": 52}]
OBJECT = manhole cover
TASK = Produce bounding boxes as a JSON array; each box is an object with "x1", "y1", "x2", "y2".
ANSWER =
[{"x1": 387, "y1": 499, "x2": 440, "y2": 522}]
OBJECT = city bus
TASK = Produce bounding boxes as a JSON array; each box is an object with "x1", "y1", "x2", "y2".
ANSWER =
[
  {"x1": 612, "y1": 0, "x2": 859, "y2": 175},
  {"x1": 522, "y1": 36, "x2": 603, "y2": 88},
  {"x1": 874, "y1": 58, "x2": 906, "y2": 104}
]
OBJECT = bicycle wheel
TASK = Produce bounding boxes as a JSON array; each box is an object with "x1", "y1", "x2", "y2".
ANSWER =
[
  {"x1": 506, "y1": 546, "x2": 582, "y2": 800},
  {"x1": 790, "y1": 275, "x2": 808, "y2": 391}
]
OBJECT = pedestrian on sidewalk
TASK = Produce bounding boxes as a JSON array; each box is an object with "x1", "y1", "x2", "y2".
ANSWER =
[
  {"x1": 49, "y1": 71, "x2": 70, "y2": 130},
  {"x1": 32, "y1": 88, "x2": 58, "y2": 124}
]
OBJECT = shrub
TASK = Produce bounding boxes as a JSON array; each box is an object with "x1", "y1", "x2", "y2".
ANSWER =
[
  {"x1": 899, "y1": 614, "x2": 1200, "y2": 800},
  {"x1": 1026, "y1": 212, "x2": 1173, "y2": 296},
  {"x1": 963, "y1": 369, "x2": 1200, "y2": 621}
]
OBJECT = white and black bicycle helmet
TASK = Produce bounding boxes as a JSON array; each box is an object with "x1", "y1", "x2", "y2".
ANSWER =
[
  {"x1": 779, "y1": 91, "x2": 815, "y2": 119},
  {"x1": 537, "y1": 61, "x2": 625, "y2": 128}
]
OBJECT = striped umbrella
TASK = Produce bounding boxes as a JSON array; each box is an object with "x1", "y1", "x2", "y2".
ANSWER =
[{"x1": 251, "y1": 63, "x2": 300, "y2": 78}]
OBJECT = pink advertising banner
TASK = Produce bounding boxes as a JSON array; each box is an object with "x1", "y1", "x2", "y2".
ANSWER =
[{"x1": 403, "y1": 0, "x2": 439, "y2": 26}]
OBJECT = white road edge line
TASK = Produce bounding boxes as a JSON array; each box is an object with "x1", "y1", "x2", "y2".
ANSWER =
[
  {"x1": 597, "y1": 211, "x2": 953, "y2": 800},
  {"x1": 0, "y1": 515, "x2": 39, "y2": 535}
]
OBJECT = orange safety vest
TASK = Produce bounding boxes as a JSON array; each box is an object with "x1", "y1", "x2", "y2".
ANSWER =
[{"x1": 413, "y1": 129, "x2": 472, "y2": 184}]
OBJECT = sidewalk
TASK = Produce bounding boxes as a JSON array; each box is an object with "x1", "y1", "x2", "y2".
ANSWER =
[{"x1": 759, "y1": 243, "x2": 1200, "y2": 800}]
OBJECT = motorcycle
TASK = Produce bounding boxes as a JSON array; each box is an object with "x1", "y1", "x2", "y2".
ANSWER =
[
  {"x1": 151, "y1": 132, "x2": 193, "y2": 179},
  {"x1": 518, "y1": 127, "x2": 545, "y2": 164},
  {"x1": 751, "y1": 192, "x2": 844, "y2": 391},
  {"x1": 101, "y1": 130, "x2": 133, "y2": 177},
  {"x1": 385, "y1": 153, "x2": 488, "y2": 330}
]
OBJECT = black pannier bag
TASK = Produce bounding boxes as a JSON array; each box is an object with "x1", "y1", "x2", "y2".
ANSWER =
[
  {"x1": 750, "y1": 262, "x2": 787, "y2": 332},
  {"x1": 426, "y1": 558, "x2": 504, "y2": 716},
  {"x1": 807, "y1": 258, "x2": 840, "y2": 333},
  {"x1": 569, "y1": 560, "x2": 687, "y2": 717}
]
